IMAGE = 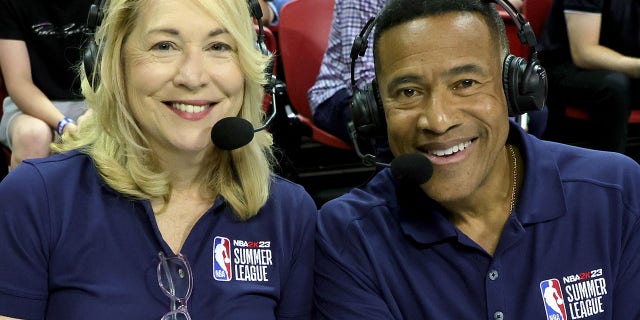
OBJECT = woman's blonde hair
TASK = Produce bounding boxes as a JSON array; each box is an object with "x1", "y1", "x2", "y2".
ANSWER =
[{"x1": 53, "y1": 0, "x2": 275, "y2": 220}]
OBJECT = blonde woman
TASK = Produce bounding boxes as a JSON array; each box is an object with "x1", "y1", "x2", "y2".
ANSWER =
[{"x1": 0, "y1": 0, "x2": 316, "y2": 319}]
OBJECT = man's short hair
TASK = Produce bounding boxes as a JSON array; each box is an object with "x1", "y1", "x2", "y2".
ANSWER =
[{"x1": 372, "y1": 0, "x2": 509, "y2": 74}]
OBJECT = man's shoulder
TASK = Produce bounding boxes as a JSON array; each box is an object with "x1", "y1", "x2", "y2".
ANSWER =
[
  {"x1": 537, "y1": 141, "x2": 640, "y2": 213},
  {"x1": 545, "y1": 141, "x2": 640, "y2": 182}
]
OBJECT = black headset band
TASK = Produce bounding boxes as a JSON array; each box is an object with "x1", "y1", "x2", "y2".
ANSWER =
[
  {"x1": 349, "y1": 16, "x2": 376, "y2": 93},
  {"x1": 349, "y1": 0, "x2": 538, "y2": 84}
]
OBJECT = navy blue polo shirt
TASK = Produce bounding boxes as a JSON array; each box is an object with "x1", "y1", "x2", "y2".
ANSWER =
[
  {"x1": 0, "y1": 151, "x2": 316, "y2": 319},
  {"x1": 315, "y1": 125, "x2": 640, "y2": 319}
]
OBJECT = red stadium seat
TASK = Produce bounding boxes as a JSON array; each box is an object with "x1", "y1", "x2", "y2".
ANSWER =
[{"x1": 278, "y1": 0, "x2": 352, "y2": 149}]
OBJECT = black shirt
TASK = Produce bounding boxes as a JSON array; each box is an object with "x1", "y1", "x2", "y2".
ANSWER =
[
  {"x1": 0, "y1": 0, "x2": 92, "y2": 100},
  {"x1": 539, "y1": 0, "x2": 640, "y2": 64}
]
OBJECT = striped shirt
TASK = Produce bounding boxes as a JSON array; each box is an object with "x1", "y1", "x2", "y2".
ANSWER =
[{"x1": 307, "y1": 0, "x2": 386, "y2": 114}]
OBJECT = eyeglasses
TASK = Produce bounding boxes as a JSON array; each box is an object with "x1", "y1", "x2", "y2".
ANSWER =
[{"x1": 157, "y1": 252, "x2": 193, "y2": 320}]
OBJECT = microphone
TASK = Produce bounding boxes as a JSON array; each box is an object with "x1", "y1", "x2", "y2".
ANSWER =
[
  {"x1": 211, "y1": 117, "x2": 255, "y2": 150},
  {"x1": 347, "y1": 122, "x2": 433, "y2": 184},
  {"x1": 210, "y1": 79, "x2": 279, "y2": 150},
  {"x1": 390, "y1": 153, "x2": 433, "y2": 185}
]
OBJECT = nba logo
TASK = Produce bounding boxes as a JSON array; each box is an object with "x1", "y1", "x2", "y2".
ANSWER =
[
  {"x1": 540, "y1": 279, "x2": 568, "y2": 320},
  {"x1": 213, "y1": 236, "x2": 232, "y2": 281}
]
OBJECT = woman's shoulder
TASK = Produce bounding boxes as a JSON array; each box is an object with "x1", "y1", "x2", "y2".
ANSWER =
[
  {"x1": 263, "y1": 174, "x2": 318, "y2": 217},
  {"x1": 270, "y1": 174, "x2": 314, "y2": 200},
  {"x1": 1, "y1": 151, "x2": 99, "y2": 194},
  {"x1": 23, "y1": 150, "x2": 95, "y2": 178}
]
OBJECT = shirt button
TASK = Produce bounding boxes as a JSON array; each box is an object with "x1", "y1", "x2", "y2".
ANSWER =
[
  {"x1": 494, "y1": 311, "x2": 504, "y2": 320},
  {"x1": 488, "y1": 269, "x2": 499, "y2": 280}
]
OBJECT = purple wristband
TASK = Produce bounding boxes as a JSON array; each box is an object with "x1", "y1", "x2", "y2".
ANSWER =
[{"x1": 56, "y1": 117, "x2": 75, "y2": 135}]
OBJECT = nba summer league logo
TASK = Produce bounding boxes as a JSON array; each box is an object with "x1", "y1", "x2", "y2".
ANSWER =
[
  {"x1": 212, "y1": 236, "x2": 273, "y2": 282},
  {"x1": 539, "y1": 268, "x2": 608, "y2": 320}
]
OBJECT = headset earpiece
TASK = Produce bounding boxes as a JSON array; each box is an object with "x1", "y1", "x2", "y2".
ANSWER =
[
  {"x1": 503, "y1": 54, "x2": 527, "y2": 115},
  {"x1": 351, "y1": 79, "x2": 385, "y2": 139},
  {"x1": 83, "y1": 0, "x2": 105, "y2": 90},
  {"x1": 502, "y1": 53, "x2": 547, "y2": 116},
  {"x1": 349, "y1": 17, "x2": 386, "y2": 140},
  {"x1": 493, "y1": 0, "x2": 547, "y2": 115},
  {"x1": 83, "y1": 39, "x2": 100, "y2": 89}
]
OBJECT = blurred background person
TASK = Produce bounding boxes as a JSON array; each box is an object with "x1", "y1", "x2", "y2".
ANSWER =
[
  {"x1": 539, "y1": 0, "x2": 640, "y2": 153},
  {"x1": 308, "y1": 0, "x2": 386, "y2": 145},
  {"x1": 258, "y1": 0, "x2": 292, "y2": 26},
  {"x1": 0, "y1": 0, "x2": 90, "y2": 170}
]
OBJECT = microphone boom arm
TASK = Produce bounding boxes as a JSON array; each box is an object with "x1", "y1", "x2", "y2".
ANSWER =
[
  {"x1": 348, "y1": 122, "x2": 390, "y2": 168},
  {"x1": 253, "y1": 75, "x2": 278, "y2": 132}
]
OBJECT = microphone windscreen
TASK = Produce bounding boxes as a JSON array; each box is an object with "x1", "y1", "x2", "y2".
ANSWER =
[
  {"x1": 210, "y1": 117, "x2": 255, "y2": 150},
  {"x1": 390, "y1": 153, "x2": 433, "y2": 185}
]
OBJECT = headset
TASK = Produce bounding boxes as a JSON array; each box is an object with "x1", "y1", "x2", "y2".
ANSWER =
[
  {"x1": 83, "y1": 0, "x2": 276, "y2": 93},
  {"x1": 83, "y1": 0, "x2": 105, "y2": 89},
  {"x1": 349, "y1": 0, "x2": 547, "y2": 140}
]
